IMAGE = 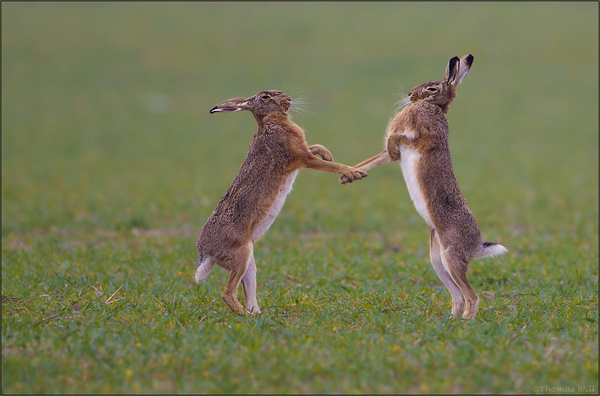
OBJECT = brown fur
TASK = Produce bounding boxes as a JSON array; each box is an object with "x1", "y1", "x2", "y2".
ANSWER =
[
  {"x1": 341, "y1": 55, "x2": 507, "y2": 319},
  {"x1": 197, "y1": 90, "x2": 367, "y2": 314}
]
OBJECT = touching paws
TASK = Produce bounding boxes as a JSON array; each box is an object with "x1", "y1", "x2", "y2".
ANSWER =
[{"x1": 339, "y1": 168, "x2": 367, "y2": 184}]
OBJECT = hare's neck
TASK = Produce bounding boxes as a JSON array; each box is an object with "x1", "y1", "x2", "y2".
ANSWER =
[
  {"x1": 257, "y1": 116, "x2": 305, "y2": 138},
  {"x1": 255, "y1": 113, "x2": 290, "y2": 130},
  {"x1": 416, "y1": 101, "x2": 449, "y2": 116}
]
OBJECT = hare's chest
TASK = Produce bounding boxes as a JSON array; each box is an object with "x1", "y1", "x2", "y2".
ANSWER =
[
  {"x1": 399, "y1": 146, "x2": 434, "y2": 228},
  {"x1": 252, "y1": 170, "x2": 299, "y2": 241}
]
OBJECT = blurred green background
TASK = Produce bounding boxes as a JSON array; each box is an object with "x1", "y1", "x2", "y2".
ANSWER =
[{"x1": 2, "y1": 2, "x2": 598, "y2": 393}]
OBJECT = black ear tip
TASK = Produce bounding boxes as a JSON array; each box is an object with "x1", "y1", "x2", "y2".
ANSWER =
[{"x1": 466, "y1": 54, "x2": 474, "y2": 64}]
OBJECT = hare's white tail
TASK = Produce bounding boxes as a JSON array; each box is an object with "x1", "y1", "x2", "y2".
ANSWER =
[
  {"x1": 474, "y1": 242, "x2": 508, "y2": 259},
  {"x1": 195, "y1": 253, "x2": 215, "y2": 283}
]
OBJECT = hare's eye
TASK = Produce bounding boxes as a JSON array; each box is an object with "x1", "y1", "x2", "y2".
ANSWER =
[
  {"x1": 426, "y1": 87, "x2": 438, "y2": 92},
  {"x1": 261, "y1": 95, "x2": 270, "y2": 100}
]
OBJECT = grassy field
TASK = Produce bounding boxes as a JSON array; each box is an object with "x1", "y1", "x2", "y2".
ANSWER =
[{"x1": 2, "y1": 2, "x2": 598, "y2": 393}]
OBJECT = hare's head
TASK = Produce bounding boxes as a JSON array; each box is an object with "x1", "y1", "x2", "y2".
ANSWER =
[
  {"x1": 406, "y1": 54, "x2": 473, "y2": 113},
  {"x1": 210, "y1": 90, "x2": 293, "y2": 119}
]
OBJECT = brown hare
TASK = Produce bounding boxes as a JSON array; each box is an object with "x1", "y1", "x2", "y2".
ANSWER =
[
  {"x1": 197, "y1": 90, "x2": 368, "y2": 314},
  {"x1": 341, "y1": 55, "x2": 507, "y2": 319}
]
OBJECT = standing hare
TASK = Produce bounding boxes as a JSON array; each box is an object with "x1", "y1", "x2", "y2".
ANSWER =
[
  {"x1": 341, "y1": 55, "x2": 507, "y2": 319},
  {"x1": 197, "y1": 90, "x2": 368, "y2": 314}
]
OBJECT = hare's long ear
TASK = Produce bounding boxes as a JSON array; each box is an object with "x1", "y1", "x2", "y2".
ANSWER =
[
  {"x1": 444, "y1": 56, "x2": 460, "y2": 85},
  {"x1": 453, "y1": 54, "x2": 474, "y2": 85}
]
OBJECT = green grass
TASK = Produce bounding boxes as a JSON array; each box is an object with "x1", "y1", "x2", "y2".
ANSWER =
[{"x1": 2, "y1": 2, "x2": 598, "y2": 393}]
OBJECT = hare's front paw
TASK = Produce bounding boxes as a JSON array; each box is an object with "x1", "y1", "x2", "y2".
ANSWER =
[
  {"x1": 309, "y1": 144, "x2": 333, "y2": 162},
  {"x1": 317, "y1": 150, "x2": 333, "y2": 162},
  {"x1": 342, "y1": 169, "x2": 367, "y2": 184},
  {"x1": 339, "y1": 174, "x2": 352, "y2": 185},
  {"x1": 388, "y1": 143, "x2": 401, "y2": 161}
]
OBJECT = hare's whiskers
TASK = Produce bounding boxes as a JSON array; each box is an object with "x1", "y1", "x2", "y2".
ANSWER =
[
  {"x1": 290, "y1": 95, "x2": 313, "y2": 114},
  {"x1": 393, "y1": 95, "x2": 412, "y2": 114}
]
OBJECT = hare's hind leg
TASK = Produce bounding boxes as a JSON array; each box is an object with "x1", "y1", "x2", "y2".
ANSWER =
[
  {"x1": 441, "y1": 247, "x2": 480, "y2": 320},
  {"x1": 241, "y1": 253, "x2": 261, "y2": 314},
  {"x1": 429, "y1": 229, "x2": 465, "y2": 318},
  {"x1": 221, "y1": 243, "x2": 253, "y2": 314}
]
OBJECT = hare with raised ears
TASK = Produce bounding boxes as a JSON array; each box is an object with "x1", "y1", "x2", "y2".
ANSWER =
[
  {"x1": 197, "y1": 90, "x2": 368, "y2": 314},
  {"x1": 341, "y1": 55, "x2": 507, "y2": 320}
]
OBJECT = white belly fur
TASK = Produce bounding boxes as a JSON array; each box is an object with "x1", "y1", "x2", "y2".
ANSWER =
[
  {"x1": 252, "y1": 170, "x2": 299, "y2": 242},
  {"x1": 399, "y1": 146, "x2": 434, "y2": 228}
]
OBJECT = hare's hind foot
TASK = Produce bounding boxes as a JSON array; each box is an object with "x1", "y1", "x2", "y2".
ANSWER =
[
  {"x1": 241, "y1": 254, "x2": 262, "y2": 315},
  {"x1": 222, "y1": 297, "x2": 259, "y2": 315},
  {"x1": 451, "y1": 299, "x2": 465, "y2": 319},
  {"x1": 461, "y1": 295, "x2": 480, "y2": 320},
  {"x1": 247, "y1": 306, "x2": 261, "y2": 315},
  {"x1": 221, "y1": 293, "x2": 247, "y2": 315}
]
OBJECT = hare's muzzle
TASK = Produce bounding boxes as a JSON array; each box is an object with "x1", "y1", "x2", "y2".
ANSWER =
[{"x1": 209, "y1": 97, "x2": 249, "y2": 113}]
